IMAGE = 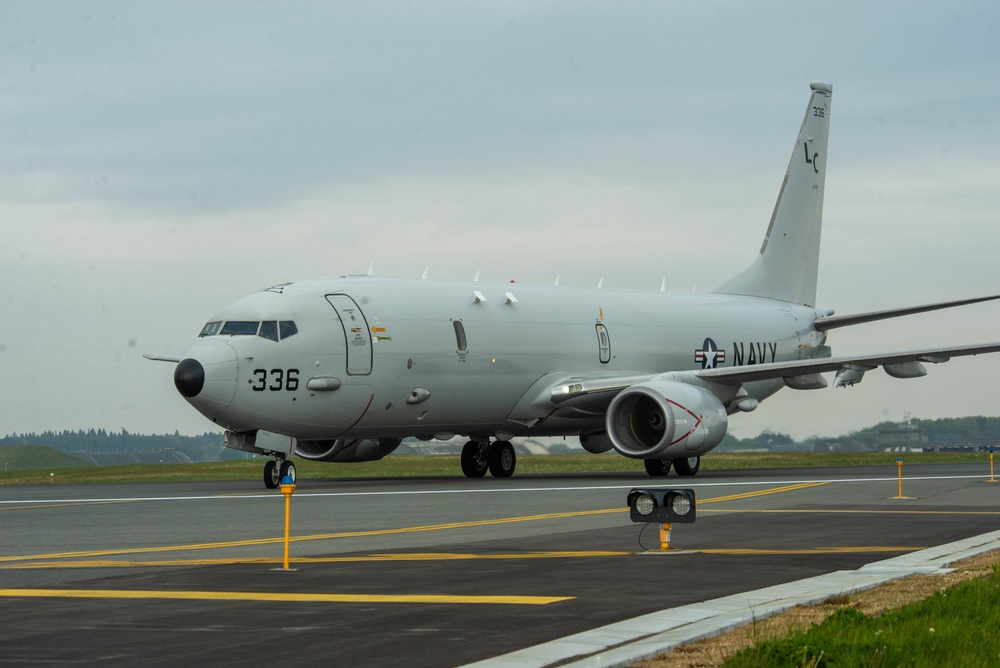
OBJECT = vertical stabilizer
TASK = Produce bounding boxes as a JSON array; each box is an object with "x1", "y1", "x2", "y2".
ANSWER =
[{"x1": 713, "y1": 81, "x2": 832, "y2": 307}]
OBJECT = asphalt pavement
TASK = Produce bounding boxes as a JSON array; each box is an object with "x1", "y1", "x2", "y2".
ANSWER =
[{"x1": 2, "y1": 463, "x2": 999, "y2": 666}]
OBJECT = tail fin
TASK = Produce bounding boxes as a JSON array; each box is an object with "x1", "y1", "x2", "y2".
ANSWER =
[{"x1": 714, "y1": 81, "x2": 832, "y2": 307}]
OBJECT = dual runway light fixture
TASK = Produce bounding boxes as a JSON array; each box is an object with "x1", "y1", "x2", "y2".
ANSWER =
[
  {"x1": 627, "y1": 488, "x2": 697, "y2": 524},
  {"x1": 627, "y1": 488, "x2": 696, "y2": 552}
]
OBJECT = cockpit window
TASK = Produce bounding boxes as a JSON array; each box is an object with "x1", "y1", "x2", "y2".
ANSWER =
[
  {"x1": 279, "y1": 320, "x2": 298, "y2": 339},
  {"x1": 220, "y1": 321, "x2": 260, "y2": 336},
  {"x1": 199, "y1": 321, "x2": 222, "y2": 337},
  {"x1": 205, "y1": 319, "x2": 296, "y2": 339},
  {"x1": 258, "y1": 321, "x2": 278, "y2": 341}
]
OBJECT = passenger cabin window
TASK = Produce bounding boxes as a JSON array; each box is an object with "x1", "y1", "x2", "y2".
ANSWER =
[
  {"x1": 453, "y1": 320, "x2": 468, "y2": 352},
  {"x1": 199, "y1": 321, "x2": 222, "y2": 337},
  {"x1": 258, "y1": 321, "x2": 278, "y2": 341},
  {"x1": 220, "y1": 321, "x2": 260, "y2": 336},
  {"x1": 279, "y1": 320, "x2": 298, "y2": 339}
]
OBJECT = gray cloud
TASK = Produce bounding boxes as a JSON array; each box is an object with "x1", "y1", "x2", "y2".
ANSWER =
[{"x1": 2, "y1": 1, "x2": 999, "y2": 439}]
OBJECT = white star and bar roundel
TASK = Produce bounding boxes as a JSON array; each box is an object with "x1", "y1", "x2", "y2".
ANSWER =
[{"x1": 694, "y1": 338, "x2": 726, "y2": 369}]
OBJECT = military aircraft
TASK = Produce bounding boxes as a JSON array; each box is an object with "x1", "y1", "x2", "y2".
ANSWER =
[{"x1": 148, "y1": 82, "x2": 1000, "y2": 488}]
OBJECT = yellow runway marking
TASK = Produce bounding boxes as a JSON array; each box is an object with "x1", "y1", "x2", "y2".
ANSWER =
[
  {"x1": 3, "y1": 545, "x2": 930, "y2": 569},
  {"x1": 0, "y1": 509, "x2": 625, "y2": 564},
  {"x1": 0, "y1": 588, "x2": 571, "y2": 605},
  {"x1": 700, "y1": 482, "x2": 828, "y2": 503},
  {"x1": 4, "y1": 551, "x2": 633, "y2": 569},
  {"x1": 0, "y1": 500, "x2": 139, "y2": 512},
  {"x1": 0, "y1": 481, "x2": 828, "y2": 568}
]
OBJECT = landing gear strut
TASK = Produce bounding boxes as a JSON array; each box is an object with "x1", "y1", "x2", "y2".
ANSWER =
[
  {"x1": 264, "y1": 455, "x2": 297, "y2": 489},
  {"x1": 461, "y1": 440, "x2": 517, "y2": 478}
]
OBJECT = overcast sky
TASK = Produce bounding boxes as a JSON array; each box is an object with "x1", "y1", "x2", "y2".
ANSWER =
[{"x1": 2, "y1": 1, "x2": 999, "y2": 442}]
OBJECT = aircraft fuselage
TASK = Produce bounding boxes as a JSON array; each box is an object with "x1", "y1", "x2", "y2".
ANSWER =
[{"x1": 178, "y1": 277, "x2": 823, "y2": 443}]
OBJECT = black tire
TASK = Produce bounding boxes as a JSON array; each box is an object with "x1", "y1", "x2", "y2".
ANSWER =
[
  {"x1": 644, "y1": 458, "x2": 672, "y2": 477},
  {"x1": 279, "y1": 460, "x2": 296, "y2": 484},
  {"x1": 461, "y1": 440, "x2": 488, "y2": 478},
  {"x1": 487, "y1": 441, "x2": 516, "y2": 478},
  {"x1": 264, "y1": 460, "x2": 280, "y2": 489},
  {"x1": 673, "y1": 456, "x2": 701, "y2": 477}
]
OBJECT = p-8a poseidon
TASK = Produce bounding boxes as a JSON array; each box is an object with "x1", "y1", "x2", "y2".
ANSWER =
[{"x1": 149, "y1": 82, "x2": 1000, "y2": 488}]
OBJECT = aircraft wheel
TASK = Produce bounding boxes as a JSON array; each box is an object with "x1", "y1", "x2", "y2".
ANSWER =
[
  {"x1": 672, "y1": 456, "x2": 701, "y2": 477},
  {"x1": 644, "y1": 458, "x2": 672, "y2": 477},
  {"x1": 461, "y1": 440, "x2": 488, "y2": 478},
  {"x1": 263, "y1": 460, "x2": 280, "y2": 489},
  {"x1": 280, "y1": 460, "x2": 296, "y2": 484},
  {"x1": 487, "y1": 441, "x2": 516, "y2": 478}
]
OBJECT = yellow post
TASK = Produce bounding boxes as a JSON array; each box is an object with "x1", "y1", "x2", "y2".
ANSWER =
[
  {"x1": 280, "y1": 480, "x2": 296, "y2": 570},
  {"x1": 658, "y1": 523, "x2": 673, "y2": 551},
  {"x1": 990, "y1": 447, "x2": 997, "y2": 483},
  {"x1": 891, "y1": 457, "x2": 915, "y2": 499}
]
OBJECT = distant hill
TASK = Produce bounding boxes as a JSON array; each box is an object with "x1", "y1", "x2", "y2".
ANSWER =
[
  {"x1": 0, "y1": 430, "x2": 233, "y2": 465},
  {"x1": 0, "y1": 446, "x2": 91, "y2": 472}
]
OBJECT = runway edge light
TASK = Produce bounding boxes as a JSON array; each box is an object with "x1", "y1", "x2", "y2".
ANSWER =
[{"x1": 627, "y1": 488, "x2": 696, "y2": 524}]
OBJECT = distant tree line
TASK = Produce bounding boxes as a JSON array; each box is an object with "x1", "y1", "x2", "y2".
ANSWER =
[
  {"x1": 5, "y1": 416, "x2": 1000, "y2": 461},
  {"x1": 0, "y1": 429, "x2": 235, "y2": 463},
  {"x1": 716, "y1": 416, "x2": 1000, "y2": 452}
]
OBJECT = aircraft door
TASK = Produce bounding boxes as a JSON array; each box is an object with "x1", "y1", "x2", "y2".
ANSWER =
[
  {"x1": 325, "y1": 294, "x2": 373, "y2": 375},
  {"x1": 596, "y1": 324, "x2": 611, "y2": 364}
]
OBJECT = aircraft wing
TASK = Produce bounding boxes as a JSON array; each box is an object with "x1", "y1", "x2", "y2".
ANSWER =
[
  {"x1": 695, "y1": 342, "x2": 1000, "y2": 387},
  {"x1": 535, "y1": 341, "x2": 1000, "y2": 418}
]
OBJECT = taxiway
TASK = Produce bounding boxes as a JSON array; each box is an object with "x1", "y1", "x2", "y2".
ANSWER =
[{"x1": 2, "y1": 463, "x2": 999, "y2": 666}]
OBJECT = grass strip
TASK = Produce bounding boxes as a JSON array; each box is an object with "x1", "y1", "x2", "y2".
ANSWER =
[
  {"x1": 0, "y1": 451, "x2": 992, "y2": 486},
  {"x1": 724, "y1": 565, "x2": 1000, "y2": 668}
]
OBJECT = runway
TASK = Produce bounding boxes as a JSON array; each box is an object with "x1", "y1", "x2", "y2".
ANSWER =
[{"x1": 2, "y1": 463, "x2": 1000, "y2": 666}]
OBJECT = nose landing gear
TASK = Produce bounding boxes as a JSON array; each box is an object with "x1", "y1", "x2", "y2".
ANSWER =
[{"x1": 264, "y1": 457, "x2": 297, "y2": 489}]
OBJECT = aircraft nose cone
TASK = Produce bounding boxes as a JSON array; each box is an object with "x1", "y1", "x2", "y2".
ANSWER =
[{"x1": 174, "y1": 358, "x2": 206, "y2": 397}]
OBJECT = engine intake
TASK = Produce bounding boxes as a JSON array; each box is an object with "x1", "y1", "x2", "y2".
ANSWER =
[
  {"x1": 606, "y1": 380, "x2": 727, "y2": 459},
  {"x1": 295, "y1": 438, "x2": 402, "y2": 463}
]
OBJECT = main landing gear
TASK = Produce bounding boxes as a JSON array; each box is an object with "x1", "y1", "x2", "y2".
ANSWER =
[
  {"x1": 263, "y1": 455, "x2": 297, "y2": 489},
  {"x1": 461, "y1": 440, "x2": 516, "y2": 478},
  {"x1": 644, "y1": 456, "x2": 701, "y2": 477}
]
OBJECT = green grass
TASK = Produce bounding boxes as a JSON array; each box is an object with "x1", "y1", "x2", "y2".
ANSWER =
[
  {"x1": 0, "y1": 450, "x2": 993, "y2": 486},
  {"x1": 0, "y1": 446, "x2": 90, "y2": 473},
  {"x1": 725, "y1": 566, "x2": 1000, "y2": 667}
]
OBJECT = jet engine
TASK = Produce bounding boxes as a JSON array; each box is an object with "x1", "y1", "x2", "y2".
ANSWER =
[
  {"x1": 295, "y1": 438, "x2": 402, "y2": 463},
  {"x1": 605, "y1": 380, "x2": 728, "y2": 459}
]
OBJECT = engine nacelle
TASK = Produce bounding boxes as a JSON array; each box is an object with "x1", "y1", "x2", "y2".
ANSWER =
[
  {"x1": 295, "y1": 438, "x2": 402, "y2": 463},
  {"x1": 606, "y1": 380, "x2": 728, "y2": 459}
]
